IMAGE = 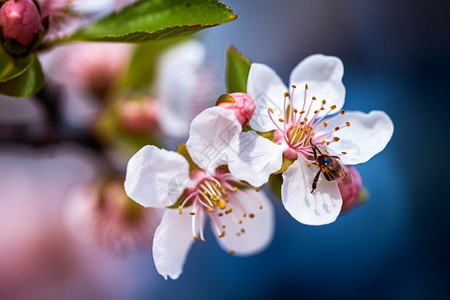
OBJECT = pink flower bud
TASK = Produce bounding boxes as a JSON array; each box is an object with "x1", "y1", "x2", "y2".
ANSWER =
[
  {"x1": 119, "y1": 98, "x2": 159, "y2": 133},
  {"x1": 338, "y1": 165, "x2": 367, "y2": 215},
  {"x1": 0, "y1": 0, "x2": 44, "y2": 47},
  {"x1": 217, "y1": 92, "x2": 256, "y2": 127}
]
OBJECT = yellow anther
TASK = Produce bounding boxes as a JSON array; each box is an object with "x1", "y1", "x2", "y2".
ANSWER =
[
  {"x1": 233, "y1": 187, "x2": 238, "y2": 192},
  {"x1": 218, "y1": 200, "x2": 226, "y2": 210},
  {"x1": 333, "y1": 137, "x2": 340, "y2": 142},
  {"x1": 222, "y1": 225, "x2": 226, "y2": 229},
  {"x1": 322, "y1": 99, "x2": 327, "y2": 104},
  {"x1": 190, "y1": 212, "x2": 195, "y2": 215},
  {"x1": 218, "y1": 213, "x2": 223, "y2": 217},
  {"x1": 323, "y1": 122, "x2": 328, "y2": 127},
  {"x1": 178, "y1": 206, "x2": 182, "y2": 215},
  {"x1": 300, "y1": 110, "x2": 305, "y2": 114},
  {"x1": 340, "y1": 109, "x2": 346, "y2": 115},
  {"x1": 243, "y1": 213, "x2": 247, "y2": 218},
  {"x1": 346, "y1": 121, "x2": 350, "y2": 126},
  {"x1": 284, "y1": 92, "x2": 289, "y2": 97},
  {"x1": 314, "y1": 110, "x2": 319, "y2": 114},
  {"x1": 268, "y1": 108, "x2": 274, "y2": 114},
  {"x1": 229, "y1": 250, "x2": 235, "y2": 255},
  {"x1": 241, "y1": 229, "x2": 246, "y2": 233},
  {"x1": 293, "y1": 108, "x2": 298, "y2": 113},
  {"x1": 306, "y1": 162, "x2": 312, "y2": 167},
  {"x1": 330, "y1": 105, "x2": 337, "y2": 110},
  {"x1": 335, "y1": 126, "x2": 340, "y2": 131},
  {"x1": 207, "y1": 207, "x2": 214, "y2": 212},
  {"x1": 249, "y1": 213, "x2": 255, "y2": 218},
  {"x1": 342, "y1": 151, "x2": 347, "y2": 155},
  {"x1": 237, "y1": 232, "x2": 241, "y2": 236},
  {"x1": 255, "y1": 187, "x2": 260, "y2": 192},
  {"x1": 305, "y1": 83, "x2": 308, "y2": 89},
  {"x1": 321, "y1": 140, "x2": 326, "y2": 145},
  {"x1": 278, "y1": 118, "x2": 284, "y2": 122},
  {"x1": 304, "y1": 117, "x2": 308, "y2": 121},
  {"x1": 239, "y1": 220, "x2": 243, "y2": 224},
  {"x1": 259, "y1": 205, "x2": 263, "y2": 209},
  {"x1": 201, "y1": 237, "x2": 206, "y2": 242},
  {"x1": 193, "y1": 236, "x2": 199, "y2": 241},
  {"x1": 219, "y1": 232, "x2": 225, "y2": 238},
  {"x1": 312, "y1": 97, "x2": 316, "y2": 100},
  {"x1": 292, "y1": 84, "x2": 297, "y2": 88}
]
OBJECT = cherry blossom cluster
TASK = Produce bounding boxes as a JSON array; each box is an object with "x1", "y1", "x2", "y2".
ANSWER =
[{"x1": 124, "y1": 54, "x2": 394, "y2": 279}]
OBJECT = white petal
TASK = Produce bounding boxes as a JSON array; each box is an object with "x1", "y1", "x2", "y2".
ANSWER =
[
  {"x1": 281, "y1": 160, "x2": 342, "y2": 225},
  {"x1": 153, "y1": 209, "x2": 196, "y2": 280},
  {"x1": 289, "y1": 54, "x2": 345, "y2": 118},
  {"x1": 214, "y1": 189, "x2": 274, "y2": 256},
  {"x1": 157, "y1": 40, "x2": 206, "y2": 138},
  {"x1": 186, "y1": 107, "x2": 242, "y2": 173},
  {"x1": 124, "y1": 145, "x2": 190, "y2": 208},
  {"x1": 247, "y1": 63, "x2": 288, "y2": 132},
  {"x1": 326, "y1": 110, "x2": 394, "y2": 165},
  {"x1": 227, "y1": 131, "x2": 285, "y2": 187}
]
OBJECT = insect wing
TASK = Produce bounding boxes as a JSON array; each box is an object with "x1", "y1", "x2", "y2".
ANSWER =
[{"x1": 336, "y1": 160, "x2": 353, "y2": 186}]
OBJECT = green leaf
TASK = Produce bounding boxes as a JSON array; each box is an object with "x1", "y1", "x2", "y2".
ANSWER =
[
  {"x1": 0, "y1": 48, "x2": 34, "y2": 83},
  {"x1": 225, "y1": 45, "x2": 251, "y2": 93},
  {"x1": 0, "y1": 54, "x2": 44, "y2": 97},
  {"x1": 118, "y1": 39, "x2": 185, "y2": 90},
  {"x1": 65, "y1": 0, "x2": 237, "y2": 43}
]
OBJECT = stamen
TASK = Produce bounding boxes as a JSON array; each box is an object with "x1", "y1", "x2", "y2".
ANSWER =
[{"x1": 333, "y1": 137, "x2": 340, "y2": 142}]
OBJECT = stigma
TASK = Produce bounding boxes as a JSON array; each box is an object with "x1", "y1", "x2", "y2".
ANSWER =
[
  {"x1": 177, "y1": 170, "x2": 263, "y2": 249},
  {"x1": 268, "y1": 84, "x2": 350, "y2": 162}
]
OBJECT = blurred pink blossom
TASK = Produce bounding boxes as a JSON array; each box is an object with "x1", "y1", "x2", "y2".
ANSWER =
[
  {"x1": 65, "y1": 178, "x2": 160, "y2": 254},
  {"x1": 0, "y1": 146, "x2": 146, "y2": 300}
]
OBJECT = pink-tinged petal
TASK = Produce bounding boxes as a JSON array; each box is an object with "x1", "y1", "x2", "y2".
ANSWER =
[
  {"x1": 289, "y1": 54, "x2": 345, "y2": 117},
  {"x1": 153, "y1": 209, "x2": 196, "y2": 280},
  {"x1": 326, "y1": 110, "x2": 394, "y2": 165},
  {"x1": 228, "y1": 131, "x2": 285, "y2": 187},
  {"x1": 157, "y1": 40, "x2": 206, "y2": 138},
  {"x1": 186, "y1": 107, "x2": 242, "y2": 173},
  {"x1": 247, "y1": 63, "x2": 288, "y2": 132},
  {"x1": 282, "y1": 160, "x2": 342, "y2": 225},
  {"x1": 214, "y1": 189, "x2": 274, "y2": 256},
  {"x1": 124, "y1": 145, "x2": 190, "y2": 208}
]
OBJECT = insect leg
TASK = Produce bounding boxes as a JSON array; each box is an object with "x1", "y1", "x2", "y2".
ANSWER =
[{"x1": 311, "y1": 170, "x2": 321, "y2": 193}]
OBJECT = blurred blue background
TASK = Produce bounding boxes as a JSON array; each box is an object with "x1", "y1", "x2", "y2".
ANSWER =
[
  {"x1": 143, "y1": 0, "x2": 450, "y2": 299},
  {"x1": 1, "y1": 0, "x2": 449, "y2": 299}
]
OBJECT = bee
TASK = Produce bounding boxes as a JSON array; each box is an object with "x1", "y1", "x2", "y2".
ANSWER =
[{"x1": 310, "y1": 140, "x2": 353, "y2": 193}]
